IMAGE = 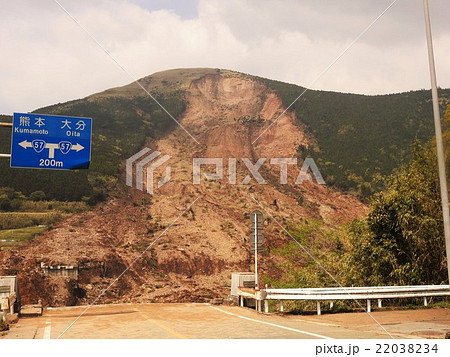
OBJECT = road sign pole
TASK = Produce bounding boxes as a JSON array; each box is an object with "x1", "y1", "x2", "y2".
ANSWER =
[
  {"x1": 254, "y1": 212, "x2": 259, "y2": 291},
  {"x1": 423, "y1": 0, "x2": 450, "y2": 286},
  {"x1": 0, "y1": 122, "x2": 12, "y2": 158}
]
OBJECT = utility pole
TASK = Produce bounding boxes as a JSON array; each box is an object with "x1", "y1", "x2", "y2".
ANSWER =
[
  {"x1": 423, "y1": 0, "x2": 450, "y2": 285},
  {"x1": 250, "y1": 210, "x2": 264, "y2": 291},
  {"x1": 254, "y1": 212, "x2": 259, "y2": 290}
]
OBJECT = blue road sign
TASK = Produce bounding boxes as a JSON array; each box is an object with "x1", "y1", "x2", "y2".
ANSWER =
[{"x1": 10, "y1": 112, "x2": 92, "y2": 170}]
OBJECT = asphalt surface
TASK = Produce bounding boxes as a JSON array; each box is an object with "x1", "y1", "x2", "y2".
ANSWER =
[{"x1": 2, "y1": 303, "x2": 449, "y2": 339}]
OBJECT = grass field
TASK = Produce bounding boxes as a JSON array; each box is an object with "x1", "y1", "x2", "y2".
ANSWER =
[
  {"x1": 0, "y1": 200, "x2": 88, "y2": 251},
  {"x1": 0, "y1": 225, "x2": 47, "y2": 250},
  {"x1": 0, "y1": 211, "x2": 66, "y2": 230}
]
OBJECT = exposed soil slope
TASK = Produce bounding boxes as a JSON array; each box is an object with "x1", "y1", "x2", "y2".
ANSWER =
[{"x1": 0, "y1": 70, "x2": 366, "y2": 306}]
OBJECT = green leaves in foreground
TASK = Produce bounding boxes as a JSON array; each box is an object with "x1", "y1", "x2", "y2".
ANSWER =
[
  {"x1": 349, "y1": 140, "x2": 447, "y2": 286},
  {"x1": 267, "y1": 131, "x2": 450, "y2": 288}
]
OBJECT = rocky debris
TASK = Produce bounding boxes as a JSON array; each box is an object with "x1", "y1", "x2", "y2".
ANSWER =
[
  {"x1": 19, "y1": 304, "x2": 42, "y2": 317},
  {"x1": 0, "y1": 71, "x2": 366, "y2": 307}
]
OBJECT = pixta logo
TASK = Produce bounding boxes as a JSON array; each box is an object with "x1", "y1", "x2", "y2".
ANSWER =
[
  {"x1": 192, "y1": 157, "x2": 325, "y2": 185},
  {"x1": 126, "y1": 148, "x2": 171, "y2": 194},
  {"x1": 126, "y1": 149, "x2": 325, "y2": 195}
]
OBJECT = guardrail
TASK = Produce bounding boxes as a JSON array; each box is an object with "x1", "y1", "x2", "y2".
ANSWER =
[{"x1": 236, "y1": 285, "x2": 450, "y2": 315}]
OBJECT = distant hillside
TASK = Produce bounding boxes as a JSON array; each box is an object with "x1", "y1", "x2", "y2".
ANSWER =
[
  {"x1": 2, "y1": 69, "x2": 450, "y2": 306},
  {"x1": 0, "y1": 68, "x2": 448, "y2": 200},
  {"x1": 256, "y1": 77, "x2": 450, "y2": 196},
  {"x1": 0, "y1": 69, "x2": 367, "y2": 306},
  {"x1": 0, "y1": 68, "x2": 194, "y2": 200}
]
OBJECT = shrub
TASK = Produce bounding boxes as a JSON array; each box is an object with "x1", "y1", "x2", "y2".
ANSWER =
[
  {"x1": 29, "y1": 191, "x2": 46, "y2": 201},
  {"x1": 0, "y1": 318, "x2": 9, "y2": 331}
]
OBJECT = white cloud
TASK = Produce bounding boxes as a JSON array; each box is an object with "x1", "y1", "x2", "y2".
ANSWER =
[{"x1": 0, "y1": 0, "x2": 449, "y2": 114}]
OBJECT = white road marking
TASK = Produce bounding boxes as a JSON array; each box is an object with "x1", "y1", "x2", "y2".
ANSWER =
[
  {"x1": 208, "y1": 305, "x2": 333, "y2": 339},
  {"x1": 43, "y1": 321, "x2": 51, "y2": 339}
]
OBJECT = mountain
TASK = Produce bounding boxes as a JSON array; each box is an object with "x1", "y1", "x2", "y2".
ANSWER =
[
  {"x1": 1, "y1": 68, "x2": 449, "y2": 200},
  {"x1": 0, "y1": 68, "x2": 448, "y2": 305}
]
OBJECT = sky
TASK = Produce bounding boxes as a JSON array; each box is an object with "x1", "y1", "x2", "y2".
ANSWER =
[{"x1": 0, "y1": 0, "x2": 449, "y2": 114}]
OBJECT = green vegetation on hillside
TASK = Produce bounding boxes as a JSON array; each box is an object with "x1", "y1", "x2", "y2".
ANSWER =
[
  {"x1": 257, "y1": 76, "x2": 450, "y2": 198},
  {"x1": 0, "y1": 91, "x2": 185, "y2": 202},
  {"x1": 0, "y1": 71, "x2": 191, "y2": 253},
  {"x1": 0, "y1": 226, "x2": 48, "y2": 251},
  {"x1": 263, "y1": 219, "x2": 349, "y2": 289},
  {"x1": 1, "y1": 69, "x2": 449, "y2": 202},
  {"x1": 0, "y1": 187, "x2": 89, "y2": 250},
  {"x1": 347, "y1": 107, "x2": 450, "y2": 286},
  {"x1": 264, "y1": 105, "x2": 450, "y2": 294}
]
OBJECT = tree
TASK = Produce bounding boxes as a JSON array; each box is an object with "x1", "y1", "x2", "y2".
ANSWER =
[
  {"x1": 349, "y1": 140, "x2": 448, "y2": 285},
  {"x1": 29, "y1": 190, "x2": 46, "y2": 201}
]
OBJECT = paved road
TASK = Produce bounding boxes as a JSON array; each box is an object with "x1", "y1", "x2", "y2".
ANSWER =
[{"x1": 2, "y1": 303, "x2": 449, "y2": 339}]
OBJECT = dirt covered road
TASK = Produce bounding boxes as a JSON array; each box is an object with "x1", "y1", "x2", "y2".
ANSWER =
[{"x1": 2, "y1": 304, "x2": 449, "y2": 339}]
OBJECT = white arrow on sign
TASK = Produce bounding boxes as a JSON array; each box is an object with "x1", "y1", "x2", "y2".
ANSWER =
[
  {"x1": 71, "y1": 143, "x2": 84, "y2": 152},
  {"x1": 18, "y1": 140, "x2": 32, "y2": 149},
  {"x1": 18, "y1": 140, "x2": 84, "y2": 159}
]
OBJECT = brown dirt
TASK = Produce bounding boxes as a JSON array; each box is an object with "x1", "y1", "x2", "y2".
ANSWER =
[{"x1": 0, "y1": 71, "x2": 366, "y2": 307}]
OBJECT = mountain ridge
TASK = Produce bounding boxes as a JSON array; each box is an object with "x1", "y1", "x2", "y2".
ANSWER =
[
  {"x1": 1, "y1": 67, "x2": 448, "y2": 200},
  {"x1": 0, "y1": 68, "x2": 367, "y2": 306}
]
